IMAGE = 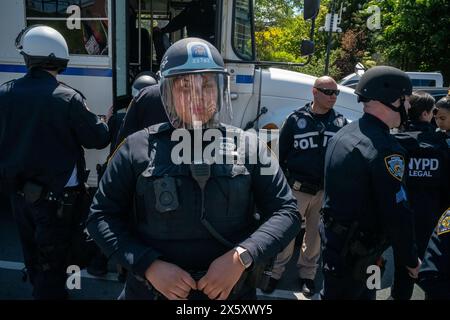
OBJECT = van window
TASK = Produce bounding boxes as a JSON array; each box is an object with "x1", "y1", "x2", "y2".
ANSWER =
[
  {"x1": 411, "y1": 79, "x2": 436, "y2": 87},
  {"x1": 233, "y1": 0, "x2": 254, "y2": 60},
  {"x1": 25, "y1": 0, "x2": 108, "y2": 56}
]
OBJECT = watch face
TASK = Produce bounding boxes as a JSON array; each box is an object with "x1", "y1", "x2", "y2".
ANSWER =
[{"x1": 239, "y1": 250, "x2": 252, "y2": 267}]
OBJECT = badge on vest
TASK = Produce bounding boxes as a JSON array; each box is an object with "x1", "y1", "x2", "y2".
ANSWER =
[
  {"x1": 437, "y1": 208, "x2": 450, "y2": 236},
  {"x1": 297, "y1": 118, "x2": 307, "y2": 129},
  {"x1": 384, "y1": 154, "x2": 405, "y2": 181}
]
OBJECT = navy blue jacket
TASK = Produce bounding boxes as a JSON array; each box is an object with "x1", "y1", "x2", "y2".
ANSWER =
[
  {"x1": 394, "y1": 121, "x2": 450, "y2": 257},
  {"x1": 0, "y1": 69, "x2": 110, "y2": 192},
  {"x1": 87, "y1": 123, "x2": 300, "y2": 279},
  {"x1": 278, "y1": 103, "x2": 348, "y2": 187},
  {"x1": 322, "y1": 113, "x2": 418, "y2": 268},
  {"x1": 419, "y1": 208, "x2": 450, "y2": 299},
  {"x1": 115, "y1": 85, "x2": 168, "y2": 149}
]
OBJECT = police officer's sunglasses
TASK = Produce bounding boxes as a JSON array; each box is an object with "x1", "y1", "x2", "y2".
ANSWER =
[{"x1": 314, "y1": 87, "x2": 340, "y2": 96}]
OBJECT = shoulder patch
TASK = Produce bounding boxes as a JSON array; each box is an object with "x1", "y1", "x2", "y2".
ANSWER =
[
  {"x1": 437, "y1": 208, "x2": 450, "y2": 236},
  {"x1": 384, "y1": 154, "x2": 405, "y2": 181},
  {"x1": 333, "y1": 116, "x2": 345, "y2": 127}
]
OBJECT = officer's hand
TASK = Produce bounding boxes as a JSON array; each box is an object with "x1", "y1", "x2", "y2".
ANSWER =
[
  {"x1": 105, "y1": 105, "x2": 114, "y2": 123},
  {"x1": 406, "y1": 258, "x2": 422, "y2": 279},
  {"x1": 197, "y1": 250, "x2": 245, "y2": 300},
  {"x1": 145, "y1": 260, "x2": 197, "y2": 300}
]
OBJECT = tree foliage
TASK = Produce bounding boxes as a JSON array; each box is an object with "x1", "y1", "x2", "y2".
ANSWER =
[
  {"x1": 371, "y1": 0, "x2": 450, "y2": 84},
  {"x1": 254, "y1": 0, "x2": 450, "y2": 85}
]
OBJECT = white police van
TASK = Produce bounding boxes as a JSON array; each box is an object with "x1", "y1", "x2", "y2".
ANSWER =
[
  {"x1": 0, "y1": 0, "x2": 362, "y2": 186},
  {"x1": 341, "y1": 70, "x2": 444, "y2": 89}
]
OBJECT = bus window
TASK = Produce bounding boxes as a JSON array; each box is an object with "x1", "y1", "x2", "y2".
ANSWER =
[
  {"x1": 232, "y1": 0, "x2": 254, "y2": 60},
  {"x1": 25, "y1": 0, "x2": 109, "y2": 56}
]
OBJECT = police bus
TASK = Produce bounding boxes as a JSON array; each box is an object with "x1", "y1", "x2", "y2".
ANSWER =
[{"x1": 0, "y1": 0, "x2": 362, "y2": 187}]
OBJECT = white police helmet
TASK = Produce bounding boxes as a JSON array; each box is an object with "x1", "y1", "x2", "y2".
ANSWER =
[{"x1": 15, "y1": 25, "x2": 69, "y2": 72}]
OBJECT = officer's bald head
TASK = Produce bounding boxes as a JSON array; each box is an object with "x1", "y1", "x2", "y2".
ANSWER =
[
  {"x1": 312, "y1": 76, "x2": 338, "y2": 113},
  {"x1": 314, "y1": 76, "x2": 337, "y2": 89}
]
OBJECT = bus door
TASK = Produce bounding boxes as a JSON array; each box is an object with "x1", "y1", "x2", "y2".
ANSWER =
[{"x1": 112, "y1": 0, "x2": 170, "y2": 108}]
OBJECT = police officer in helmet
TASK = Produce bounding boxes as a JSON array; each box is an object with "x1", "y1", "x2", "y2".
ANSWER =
[
  {"x1": 114, "y1": 71, "x2": 166, "y2": 150},
  {"x1": 320, "y1": 66, "x2": 421, "y2": 299},
  {"x1": 87, "y1": 38, "x2": 300, "y2": 300},
  {"x1": 0, "y1": 25, "x2": 110, "y2": 299},
  {"x1": 131, "y1": 71, "x2": 158, "y2": 98}
]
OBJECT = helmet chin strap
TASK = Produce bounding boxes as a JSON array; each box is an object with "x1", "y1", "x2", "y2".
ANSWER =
[{"x1": 380, "y1": 97, "x2": 408, "y2": 128}]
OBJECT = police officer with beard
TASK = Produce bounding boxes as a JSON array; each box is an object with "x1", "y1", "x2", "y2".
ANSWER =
[
  {"x1": 266, "y1": 76, "x2": 348, "y2": 296},
  {"x1": 87, "y1": 38, "x2": 300, "y2": 300},
  {"x1": 391, "y1": 91, "x2": 449, "y2": 300},
  {"x1": 0, "y1": 26, "x2": 110, "y2": 299},
  {"x1": 320, "y1": 66, "x2": 421, "y2": 300}
]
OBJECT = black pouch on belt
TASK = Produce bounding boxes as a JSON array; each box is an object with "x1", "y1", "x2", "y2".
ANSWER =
[{"x1": 22, "y1": 181, "x2": 45, "y2": 205}]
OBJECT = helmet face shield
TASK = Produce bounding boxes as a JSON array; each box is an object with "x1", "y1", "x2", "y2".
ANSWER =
[{"x1": 160, "y1": 72, "x2": 232, "y2": 129}]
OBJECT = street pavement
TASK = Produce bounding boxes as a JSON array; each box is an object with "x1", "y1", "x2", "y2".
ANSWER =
[{"x1": 0, "y1": 196, "x2": 424, "y2": 300}]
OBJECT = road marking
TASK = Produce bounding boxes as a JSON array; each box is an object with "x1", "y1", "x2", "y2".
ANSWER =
[{"x1": 0, "y1": 260, "x2": 24, "y2": 271}]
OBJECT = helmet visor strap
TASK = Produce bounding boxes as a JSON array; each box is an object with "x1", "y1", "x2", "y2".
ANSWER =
[{"x1": 381, "y1": 97, "x2": 408, "y2": 128}]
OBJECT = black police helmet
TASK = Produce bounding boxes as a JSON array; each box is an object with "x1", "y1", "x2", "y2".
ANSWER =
[
  {"x1": 355, "y1": 66, "x2": 412, "y2": 104},
  {"x1": 132, "y1": 71, "x2": 158, "y2": 97}
]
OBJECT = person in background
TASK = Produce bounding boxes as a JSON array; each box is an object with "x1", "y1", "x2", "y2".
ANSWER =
[
  {"x1": 264, "y1": 76, "x2": 348, "y2": 296},
  {"x1": 391, "y1": 91, "x2": 449, "y2": 300}
]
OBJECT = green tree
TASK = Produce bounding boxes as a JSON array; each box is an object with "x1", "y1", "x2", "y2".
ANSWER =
[
  {"x1": 255, "y1": 1, "x2": 337, "y2": 77},
  {"x1": 369, "y1": 0, "x2": 450, "y2": 85}
]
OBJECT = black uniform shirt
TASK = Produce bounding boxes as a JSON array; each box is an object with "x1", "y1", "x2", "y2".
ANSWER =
[
  {"x1": 278, "y1": 103, "x2": 348, "y2": 186},
  {"x1": 115, "y1": 85, "x2": 168, "y2": 148},
  {"x1": 0, "y1": 69, "x2": 110, "y2": 191},
  {"x1": 394, "y1": 121, "x2": 450, "y2": 256},
  {"x1": 323, "y1": 113, "x2": 418, "y2": 267},
  {"x1": 87, "y1": 123, "x2": 300, "y2": 278}
]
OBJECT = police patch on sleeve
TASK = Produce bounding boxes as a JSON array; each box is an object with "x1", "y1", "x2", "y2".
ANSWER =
[
  {"x1": 384, "y1": 154, "x2": 405, "y2": 181},
  {"x1": 437, "y1": 208, "x2": 450, "y2": 236},
  {"x1": 334, "y1": 117, "x2": 344, "y2": 127}
]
